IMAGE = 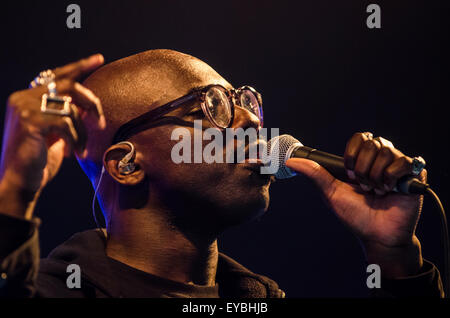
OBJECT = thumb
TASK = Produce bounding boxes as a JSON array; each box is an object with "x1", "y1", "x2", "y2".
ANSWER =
[{"x1": 285, "y1": 158, "x2": 339, "y2": 199}]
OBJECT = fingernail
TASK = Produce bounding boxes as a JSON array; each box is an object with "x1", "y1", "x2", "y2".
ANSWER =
[
  {"x1": 87, "y1": 54, "x2": 104, "y2": 65},
  {"x1": 374, "y1": 189, "x2": 386, "y2": 196},
  {"x1": 360, "y1": 184, "x2": 372, "y2": 192},
  {"x1": 347, "y1": 169, "x2": 356, "y2": 180},
  {"x1": 286, "y1": 158, "x2": 300, "y2": 167},
  {"x1": 99, "y1": 116, "x2": 106, "y2": 130}
]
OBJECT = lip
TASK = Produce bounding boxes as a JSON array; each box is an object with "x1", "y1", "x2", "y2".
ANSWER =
[
  {"x1": 239, "y1": 160, "x2": 268, "y2": 174},
  {"x1": 242, "y1": 140, "x2": 267, "y2": 161},
  {"x1": 243, "y1": 158, "x2": 264, "y2": 165},
  {"x1": 230, "y1": 139, "x2": 268, "y2": 167},
  {"x1": 240, "y1": 163, "x2": 275, "y2": 185},
  {"x1": 238, "y1": 160, "x2": 275, "y2": 184}
]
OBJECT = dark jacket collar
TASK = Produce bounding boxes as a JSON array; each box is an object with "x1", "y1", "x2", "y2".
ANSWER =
[{"x1": 39, "y1": 229, "x2": 284, "y2": 298}]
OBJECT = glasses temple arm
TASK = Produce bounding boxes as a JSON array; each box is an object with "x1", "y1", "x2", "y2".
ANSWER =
[{"x1": 111, "y1": 94, "x2": 198, "y2": 144}]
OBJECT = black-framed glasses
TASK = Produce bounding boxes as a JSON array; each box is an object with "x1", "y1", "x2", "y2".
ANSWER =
[{"x1": 112, "y1": 84, "x2": 263, "y2": 144}]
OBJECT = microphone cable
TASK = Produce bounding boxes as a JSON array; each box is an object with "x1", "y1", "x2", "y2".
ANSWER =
[
  {"x1": 92, "y1": 166, "x2": 107, "y2": 240},
  {"x1": 267, "y1": 134, "x2": 449, "y2": 296},
  {"x1": 425, "y1": 187, "x2": 449, "y2": 297}
]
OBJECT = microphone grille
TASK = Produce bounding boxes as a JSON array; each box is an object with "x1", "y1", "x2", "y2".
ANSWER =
[{"x1": 266, "y1": 135, "x2": 303, "y2": 179}]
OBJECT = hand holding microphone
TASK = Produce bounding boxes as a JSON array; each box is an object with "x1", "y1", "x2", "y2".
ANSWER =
[
  {"x1": 267, "y1": 133, "x2": 428, "y2": 194},
  {"x1": 267, "y1": 132, "x2": 428, "y2": 280}
]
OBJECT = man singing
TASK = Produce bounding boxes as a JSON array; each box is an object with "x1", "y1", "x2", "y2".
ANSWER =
[{"x1": 0, "y1": 50, "x2": 443, "y2": 297}]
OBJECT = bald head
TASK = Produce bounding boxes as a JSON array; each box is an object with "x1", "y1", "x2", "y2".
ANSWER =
[
  {"x1": 76, "y1": 49, "x2": 270, "y2": 231},
  {"x1": 78, "y1": 49, "x2": 231, "y2": 184}
]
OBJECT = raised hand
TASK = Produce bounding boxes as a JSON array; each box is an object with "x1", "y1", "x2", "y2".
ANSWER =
[{"x1": 0, "y1": 54, "x2": 105, "y2": 219}]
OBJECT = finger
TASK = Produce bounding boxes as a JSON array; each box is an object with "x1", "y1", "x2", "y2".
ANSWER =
[
  {"x1": 67, "y1": 104, "x2": 88, "y2": 157},
  {"x1": 419, "y1": 168, "x2": 427, "y2": 184},
  {"x1": 374, "y1": 136, "x2": 394, "y2": 148},
  {"x1": 73, "y1": 82, "x2": 106, "y2": 129},
  {"x1": 369, "y1": 145, "x2": 403, "y2": 192},
  {"x1": 286, "y1": 158, "x2": 340, "y2": 201},
  {"x1": 45, "y1": 132, "x2": 72, "y2": 158},
  {"x1": 353, "y1": 138, "x2": 382, "y2": 191},
  {"x1": 26, "y1": 106, "x2": 88, "y2": 158},
  {"x1": 61, "y1": 117, "x2": 79, "y2": 156},
  {"x1": 50, "y1": 115, "x2": 88, "y2": 159},
  {"x1": 56, "y1": 79, "x2": 105, "y2": 129},
  {"x1": 383, "y1": 156, "x2": 414, "y2": 191},
  {"x1": 52, "y1": 54, "x2": 104, "y2": 81},
  {"x1": 30, "y1": 112, "x2": 78, "y2": 157},
  {"x1": 30, "y1": 79, "x2": 105, "y2": 129},
  {"x1": 344, "y1": 132, "x2": 374, "y2": 178}
]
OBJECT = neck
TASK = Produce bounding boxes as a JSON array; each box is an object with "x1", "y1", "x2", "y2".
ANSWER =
[{"x1": 105, "y1": 204, "x2": 219, "y2": 286}]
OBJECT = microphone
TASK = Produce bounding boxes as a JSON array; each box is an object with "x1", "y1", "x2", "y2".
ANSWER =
[{"x1": 265, "y1": 134, "x2": 429, "y2": 194}]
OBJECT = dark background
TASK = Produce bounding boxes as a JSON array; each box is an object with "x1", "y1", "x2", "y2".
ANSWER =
[{"x1": 0, "y1": 0, "x2": 449, "y2": 297}]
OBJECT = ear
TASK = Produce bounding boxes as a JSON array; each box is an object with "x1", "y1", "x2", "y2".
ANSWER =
[{"x1": 103, "y1": 143, "x2": 145, "y2": 186}]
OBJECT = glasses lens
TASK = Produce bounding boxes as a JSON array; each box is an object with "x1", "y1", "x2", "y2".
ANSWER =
[
  {"x1": 205, "y1": 86, "x2": 232, "y2": 128},
  {"x1": 239, "y1": 89, "x2": 263, "y2": 126}
]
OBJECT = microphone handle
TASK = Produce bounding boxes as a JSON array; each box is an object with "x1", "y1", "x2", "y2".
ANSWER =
[{"x1": 292, "y1": 146, "x2": 429, "y2": 194}]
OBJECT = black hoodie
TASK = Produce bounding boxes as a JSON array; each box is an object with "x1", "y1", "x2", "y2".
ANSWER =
[
  {"x1": 0, "y1": 213, "x2": 444, "y2": 298},
  {"x1": 38, "y1": 229, "x2": 285, "y2": 298},
  {"x1": 0, "y1": 214, "x2": 284, "y2": 298}
]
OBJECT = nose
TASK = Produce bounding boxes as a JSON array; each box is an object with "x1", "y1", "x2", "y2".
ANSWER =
[{"x1": 231, "y1": 105, "x2": 261, "y2": 130}]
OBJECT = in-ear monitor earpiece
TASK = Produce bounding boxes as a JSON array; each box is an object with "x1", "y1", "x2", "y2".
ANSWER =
[{"x1": 116, "y1": 141, "x2": 136, "y2": 175}]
